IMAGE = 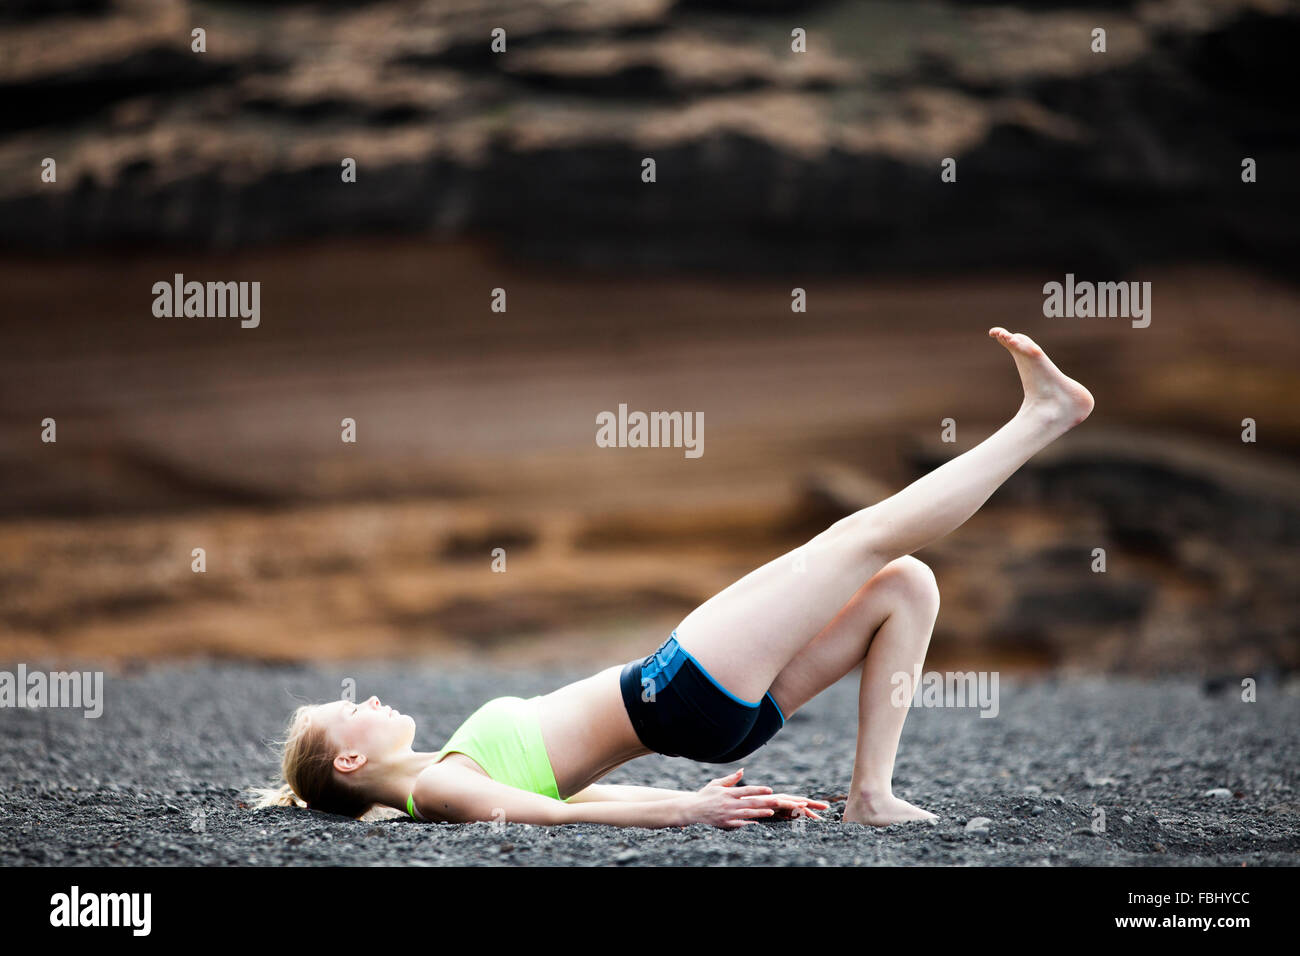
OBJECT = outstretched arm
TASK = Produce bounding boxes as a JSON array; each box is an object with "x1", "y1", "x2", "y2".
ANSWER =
[
  {"x1": 564, "y1": 783, "x2": 686, "y2": 804},
  {"x1": 413, "y1": 765, "x2": 796, "y2": 829},
  {"x1": 414, "y1": 764, "x2": 684, "y2": 829},
  {"x1": 568, "y1": 771, "x2": 829, "y2": 819}
]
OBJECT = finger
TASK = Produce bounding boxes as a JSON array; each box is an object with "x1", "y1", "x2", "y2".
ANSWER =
[
  {"x1": 788, "y1": 799, "x2": 824, "y2": 810},
  {"x1": 739, "y1": 796, "x2": 788, "y2": 808},
  {"x1": 772, "y1": 794, "x2": 830, "y2": 808},
  {"x1": 728, "y1": 786, "x2": 774, "y2": 796},
  {"x1": 752, "y1": 795, "x2": 803, "y2": 807}
]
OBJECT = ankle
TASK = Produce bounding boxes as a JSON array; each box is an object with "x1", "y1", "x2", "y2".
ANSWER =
[
  {"x1": 849, "y1": 786, "x2": 894, "y2": 808},
  {"x1": 1016, "y1": 397, "x2": 1073, "y2": 436}
]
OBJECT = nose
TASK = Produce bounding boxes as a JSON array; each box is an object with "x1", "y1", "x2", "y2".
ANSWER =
[{"x1": 368, "y1": 696, "x2": 380, "y2": 707}]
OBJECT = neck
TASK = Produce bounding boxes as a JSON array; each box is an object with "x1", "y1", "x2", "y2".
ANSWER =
[{"x1": 365, "y1": 749, "x2": 443, "y2": 813}]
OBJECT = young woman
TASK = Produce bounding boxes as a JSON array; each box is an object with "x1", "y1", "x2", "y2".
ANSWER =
[{"x1": 251, "y1": 328, "x2": 1093, "y2": 829}]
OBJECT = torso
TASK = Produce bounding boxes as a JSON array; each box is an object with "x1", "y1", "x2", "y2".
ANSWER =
[
  {"x1": 430, "y1": 664, "x2": 651, "y2": 799},
  {"x1": 531, "y1": 663, "x2": 653, "y2": 798}
]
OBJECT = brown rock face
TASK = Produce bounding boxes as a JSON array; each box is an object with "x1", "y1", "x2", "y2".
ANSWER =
[{"x1": 0, "y1": 4, "x2": 1295, "y2": 675}]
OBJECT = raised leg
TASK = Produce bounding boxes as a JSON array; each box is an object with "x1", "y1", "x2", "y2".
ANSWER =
[{"x1": 675, "y1": 328, "x2": 1093, "y2": 702}]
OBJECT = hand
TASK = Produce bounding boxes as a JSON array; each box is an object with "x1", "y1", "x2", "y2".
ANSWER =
[
  {"x1": 702, "y1": 768, "x2": 830, "y2": 821},
  {"x1": 683, "y1": 769, "x2": 830, "y2": 828}
]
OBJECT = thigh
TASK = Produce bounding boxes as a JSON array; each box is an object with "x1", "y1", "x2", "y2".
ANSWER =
[
  {"x1": 673, "y1": 525, "x2": 881, "y2": 702},
  {"x1": 767, "y1": 556, "x2": 936, "y2": 719}
]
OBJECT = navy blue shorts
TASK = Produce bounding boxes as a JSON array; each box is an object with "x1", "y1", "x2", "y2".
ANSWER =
[{"x1": 619, "y1": 632, "x2": 786, "y2": 763}]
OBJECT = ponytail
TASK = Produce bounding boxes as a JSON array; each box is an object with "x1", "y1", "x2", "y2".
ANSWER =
[{"x1": 247, "y1": 781, "x2": 307, "y2": 810}]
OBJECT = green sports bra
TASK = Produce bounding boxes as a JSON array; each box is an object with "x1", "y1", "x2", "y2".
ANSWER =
[{"x1": 406, "y1": 695, "x2": 561, "y2": 820}]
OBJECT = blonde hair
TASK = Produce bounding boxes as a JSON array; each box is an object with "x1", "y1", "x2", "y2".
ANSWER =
[{"x1": 247, "y1": 703, "x2": 375, "y2": 820}]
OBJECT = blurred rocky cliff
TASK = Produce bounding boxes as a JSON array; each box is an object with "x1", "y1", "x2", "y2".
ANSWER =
[
  {"x1": 1, "y1": 0, "x2": 1297, "y2": 272},
  {"x1": 1, "y1": 246, "x2": 1295, "y2": 676},
  {"x1": 0, "y1": 1, "x2": 1296, "y2": 677}
]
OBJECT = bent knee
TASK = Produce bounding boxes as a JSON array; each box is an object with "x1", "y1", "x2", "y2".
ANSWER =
[{"x1": 876, "y1": 555, "x2": 940, "y2": 612}]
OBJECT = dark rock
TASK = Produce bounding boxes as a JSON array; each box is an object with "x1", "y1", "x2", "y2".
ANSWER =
[{"x1": 0, "y1": 1, "x2": 1294, "y2": 274}]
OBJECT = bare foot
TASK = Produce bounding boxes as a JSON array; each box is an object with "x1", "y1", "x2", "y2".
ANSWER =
[
  {"x1": 988, "y1": 327, "x2": 1094, "y2": 432},
  {"x1": 842, "y1": 792, "x2": 938, "y2": 826}
]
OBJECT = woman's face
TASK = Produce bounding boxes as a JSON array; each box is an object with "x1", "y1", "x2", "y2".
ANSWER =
[{"x1": 315, "y1": 695, "x2": 417, "y2": 772}]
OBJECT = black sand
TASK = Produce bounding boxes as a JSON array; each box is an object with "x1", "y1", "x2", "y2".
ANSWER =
[{"x1": 2, "y1": 660, "x2": 1297, "y2": 866}]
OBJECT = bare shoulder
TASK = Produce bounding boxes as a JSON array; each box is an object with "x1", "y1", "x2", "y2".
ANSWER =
[{"x1": 411, "y1": 761, "x2": 469, "y2": 815}]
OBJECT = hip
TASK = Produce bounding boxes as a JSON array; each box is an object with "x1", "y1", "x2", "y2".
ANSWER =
[{"x1": 618, "y1": 632, "x2": 786, "y2": 763}]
